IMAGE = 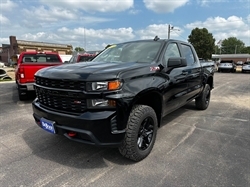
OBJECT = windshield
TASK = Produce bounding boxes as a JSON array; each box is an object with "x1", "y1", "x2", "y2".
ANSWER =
[{"x1": 92, "y1": 41, "x2": 162, "y2": 63}]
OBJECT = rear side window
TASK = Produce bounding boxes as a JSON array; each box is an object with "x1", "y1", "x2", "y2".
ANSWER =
[
  {"x1": 181, "y1": 44, "x2": 195, "y2": 66},
  {"x1": 22, "y1": 54, "x2": 60, "y2": 63}
]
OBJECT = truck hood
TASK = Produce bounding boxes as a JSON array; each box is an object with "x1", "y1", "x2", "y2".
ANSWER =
[{"x1": 35, "y1": 61, "x2": 148, "y2": 81}]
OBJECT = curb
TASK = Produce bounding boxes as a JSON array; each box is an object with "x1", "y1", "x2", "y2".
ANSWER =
[{"x1": 0, "y1": 81, "x2": 15, "y2": 84}]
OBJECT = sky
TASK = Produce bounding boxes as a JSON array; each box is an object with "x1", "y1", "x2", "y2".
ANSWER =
[{"x1": 0, "y1": 0, "x2": 250, "y2": 51}]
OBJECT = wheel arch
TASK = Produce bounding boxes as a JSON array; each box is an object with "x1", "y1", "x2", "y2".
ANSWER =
[
  {"x1": 131, "y1": 89, "x2": 163, "y2": 127},
  {"x1": 206, "y1": 75, "x2": 213, "y2": 90}
]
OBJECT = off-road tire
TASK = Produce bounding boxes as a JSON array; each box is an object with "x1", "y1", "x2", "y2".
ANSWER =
[
  {"x1": 119, "y1": 105, "x2": 158, "y2": 162},
  {"x1": 195, "y1": 84, "x2": 211, "y2": 110}
]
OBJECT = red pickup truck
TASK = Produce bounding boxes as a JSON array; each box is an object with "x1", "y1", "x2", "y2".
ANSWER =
[{"x1": 15, "y1": 52, "x2": 63, "y2": 100}]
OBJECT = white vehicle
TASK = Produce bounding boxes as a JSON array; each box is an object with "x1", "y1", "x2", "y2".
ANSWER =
[
  {"x1": 218, "y1": 60, "x2": 236, "y2": 73},
  {"x1": 242, "y1": 61, "x2": 250, "y2": 73},
  {"x1": 0, "y1": 61, "x2": 5, "y2": 68},
  {"x1": 236, "y1": 61, "x2": 243, "y2": 65}
]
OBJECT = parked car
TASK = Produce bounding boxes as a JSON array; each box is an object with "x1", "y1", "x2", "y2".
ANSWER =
[
  {"x1": 242, "y1": 61, "x2": 250, "y2": 73},
  {"x1": 66, "y1": 53, "x2": 96, "y2": 63},
  {"x1": 217, "y1": 60, "x2": 236, "y2": 73},
  {"x1": 32, "y1": 38, "x2": 215, "y2": 161},
  {"x1": 15, "y1": 52, "x2": 63, "y2": 100},
  {"x1": 236, "y1": 61, "x2": 243, "y2": 66},
  {"x1": 0, "y1": 61, "x2": 5, "y2": 68}
]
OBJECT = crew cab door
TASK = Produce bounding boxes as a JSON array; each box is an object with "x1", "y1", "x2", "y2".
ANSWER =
[
  {"x1": 179, "y1": 43, "x2": 202, "y2": 101},
  {"x1": 161, "y1": 42, "x2": 188, "y2": 116}
]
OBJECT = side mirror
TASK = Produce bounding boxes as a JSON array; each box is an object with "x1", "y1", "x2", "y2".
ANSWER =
[{"x1": 168, "y1": 57, "x2": 187, "y2": 68}]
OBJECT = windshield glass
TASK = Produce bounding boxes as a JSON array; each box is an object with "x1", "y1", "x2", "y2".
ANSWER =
[{"x1": 92, "y1": 41, "x2": 162, "y2": 63}]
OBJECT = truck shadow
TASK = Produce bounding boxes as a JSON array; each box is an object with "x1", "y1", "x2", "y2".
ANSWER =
[
  {"x1": 11, "y1": 84, "x2": 36, "y2": 103},
  {"x1": 22, "y1": 103, "x2": 193, "y2": 169}
]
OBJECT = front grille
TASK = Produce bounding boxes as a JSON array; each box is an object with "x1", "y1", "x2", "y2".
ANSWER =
[
  {"x1": 35, "y1": 76, "x2": 85, "y2": 90},
  {"x1": 35, "y1": 76, "x2": 87, "y2": 113},
  {"x1": 37, "y1": 92, "x2": 86, "y2": 113}
]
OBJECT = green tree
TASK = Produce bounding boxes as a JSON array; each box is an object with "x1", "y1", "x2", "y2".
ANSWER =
[
  {"x1": 214, "y1": 45, "x2": 220, "y2": 54},
  {"x1": 221, "y1": 37, "x2": 245, "y2": 54},
  {"x1": 74, "y1": 47, "x2": 85, "y2": 52},
  {"x1": 241, "y1": 46, "x2": 250, "y2": 54},
  {"x1": 188, "y1": 28, "x2": 215, "y2": 60}
]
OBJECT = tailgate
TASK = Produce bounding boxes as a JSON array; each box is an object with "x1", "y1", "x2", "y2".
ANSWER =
[
  {"x1": 20, "y1": 63, "x2": 61, "y2": 83},
  {"x1": 18, "y1": 53, "x2": 62, "y2": 83}
]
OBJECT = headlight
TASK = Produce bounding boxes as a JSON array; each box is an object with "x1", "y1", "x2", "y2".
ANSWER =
[{"x1": 87, "y1": 80, "x2": 122, "y2": 91}]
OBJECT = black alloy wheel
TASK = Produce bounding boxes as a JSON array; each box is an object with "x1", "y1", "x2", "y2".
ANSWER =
[
  {"x1": 137, "y1": 117, "x2": 154, "y2": 150},
  {"x1": 195, "y1": 84, "x2": 211, "y2": 110}
]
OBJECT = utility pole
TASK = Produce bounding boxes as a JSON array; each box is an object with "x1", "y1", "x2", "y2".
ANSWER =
[
  {"x1": 168, "y1": 24, "x2": 179, "y2": 39},
  {"x1": 168, "y1": 25, "x2": 170, "y2": 39},
  {"x1": 168, "y1": 25, "x2": 173, "y2": 39},
  {"x1": 84, "y1": 28, "x2": 86, "y2": 51}
]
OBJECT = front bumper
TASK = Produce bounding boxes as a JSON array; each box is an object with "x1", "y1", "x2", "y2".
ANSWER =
[{"x1": 32, "y1": 99, "x2": 126, "y2": 147}]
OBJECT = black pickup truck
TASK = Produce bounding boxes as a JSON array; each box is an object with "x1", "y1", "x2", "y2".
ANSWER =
[{"x1": 32, "y1": 38, "x2": 214, "y2": 161}]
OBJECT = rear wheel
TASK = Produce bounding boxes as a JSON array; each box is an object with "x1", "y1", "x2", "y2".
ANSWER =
[
  {"x1": 195, "y1": 84, "x2": 211, "y2": 110},
  {"x1": 119, "y1": 105, "x2": 158, "y2": 162},
  {"x1": 17, "y1": 85, "x2": 28, "y2": 101}
]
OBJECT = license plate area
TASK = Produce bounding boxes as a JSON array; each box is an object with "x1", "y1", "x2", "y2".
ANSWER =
[
  {"x1": 40, "y1": 118, "x2": 56, "y2": 134},
  {"x1": 27, "y1": 84, "x2": 34, "y2": 90}
]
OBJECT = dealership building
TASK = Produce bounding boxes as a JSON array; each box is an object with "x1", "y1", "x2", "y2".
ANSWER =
[
  {"x1": 0, "y1": 36, "x2": 73, "y2": 63},
  {"x1": 212, "y1": 54, "x2": 250, "y2": 63}
]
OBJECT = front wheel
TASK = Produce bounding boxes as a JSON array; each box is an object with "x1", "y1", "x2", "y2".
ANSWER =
[
  {"x1": 119, "y1": 105, "x2": 158, "y2": 162},
  {"x1": 195, "y1": 84, "x2": 211, "y2": 110}
]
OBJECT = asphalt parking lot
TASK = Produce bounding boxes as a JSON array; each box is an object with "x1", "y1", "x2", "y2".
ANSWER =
[{"x1": 0, "y1": 72, "x2": 249, "y2": 187}]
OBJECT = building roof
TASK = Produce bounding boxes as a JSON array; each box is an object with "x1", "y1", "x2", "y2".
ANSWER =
[
  {"x1": 17, "y1": 40, "x2": 72, "y2": 48},
  {"x1": 212, "y1": 54, "x2": 250, "y2": 59}
]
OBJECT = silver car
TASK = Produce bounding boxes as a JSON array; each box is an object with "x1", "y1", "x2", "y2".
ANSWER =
[
  {"x1": 242, "y1": 61, "x2": 250, "y2": 73},
  {"x1": 218, "y1": 60, "x2": 236, "y2": 73}
]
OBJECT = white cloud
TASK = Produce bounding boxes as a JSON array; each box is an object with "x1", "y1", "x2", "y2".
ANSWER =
[
  {"x1": 197, "y1": 0, "x2": 230, "y2": 7},
  {"x1": 143, "y1": 0, "x2": 189, "y2": 13},
  {"x1": 0, "y1": 0, "x2": 17, "y2": 12},
  {"x1": 185, "y1": 15, "x2": 250, "y2": 45},
  {"x1": 0, "y1": 14, "x2": 10, "y2": 25},
  {"x1": 39, "y1": 0, "x2": 133, "y2": 12},
  {"x1": 0, "y1": 37, "x2": 9, "y2": 45},
  {"x1": 18, "y1": 27, "x2": 135, "y2": 50},
  {"x1": 136, "y1": 24, "x2": 183, "y2": 40},
  {"x1": 22, "y1": 6, "x2": 77, "y2": 22}
]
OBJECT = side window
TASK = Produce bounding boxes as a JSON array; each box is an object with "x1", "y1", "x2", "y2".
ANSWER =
[
  {"x1": 164, "y1": 43, "x2": 181, "y2": 65},
  {"x1": 181, "y1": 44, "x2": 195, "y2": 66}
]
